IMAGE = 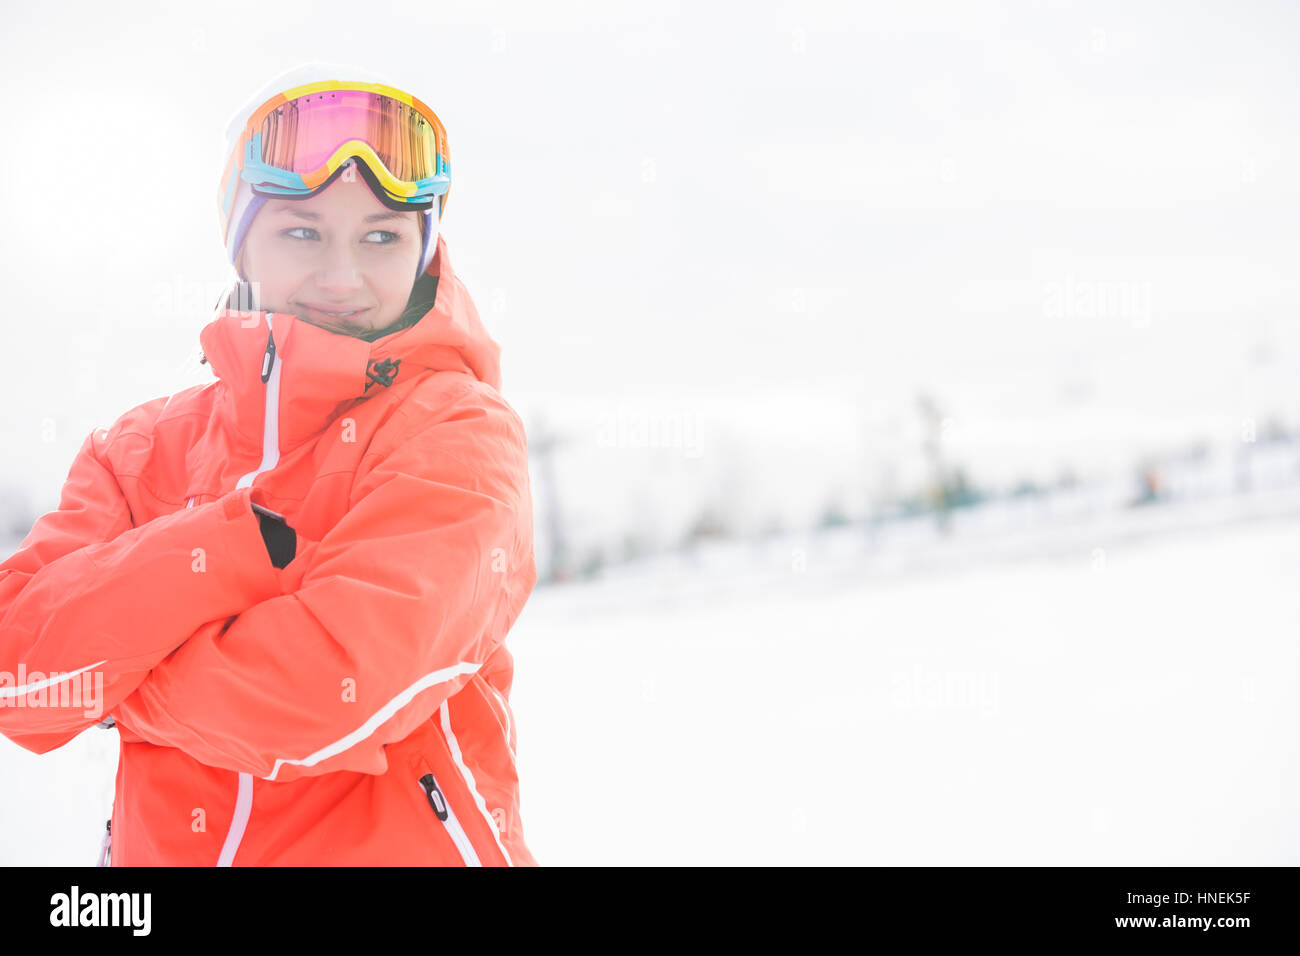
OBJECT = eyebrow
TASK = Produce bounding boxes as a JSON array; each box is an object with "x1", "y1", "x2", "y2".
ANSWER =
[{"x1": 270, "y1": 208, "x2": 410, "y2": 223}]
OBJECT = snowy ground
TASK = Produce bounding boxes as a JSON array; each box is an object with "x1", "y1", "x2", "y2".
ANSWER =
[
  {"x1": 2, "y1": 488, "x2": 1298, "y2": 865},
  {"x1": 509, "y1": 494, "x2": 1300, "y2": 865}
]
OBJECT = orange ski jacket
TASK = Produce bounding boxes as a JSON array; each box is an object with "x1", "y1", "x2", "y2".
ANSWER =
[{"x1": 0, "y1": 234, "x2": 539, "y2": 865}]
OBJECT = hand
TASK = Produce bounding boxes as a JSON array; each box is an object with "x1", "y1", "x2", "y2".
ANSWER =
[{"x1": 251, "y1": 502, "x2": 297, "y2": 569}]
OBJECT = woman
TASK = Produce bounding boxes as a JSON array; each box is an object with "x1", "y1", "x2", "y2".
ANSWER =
[{"x1": 0, "y1": 63, "x2": 539, "y2": 866}]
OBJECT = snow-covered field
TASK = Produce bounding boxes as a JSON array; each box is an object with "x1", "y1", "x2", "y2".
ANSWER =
[
  {"x1": 2, "y1": 491, "x2": 1298, "y2": 865},
  {"x1": 511, "y1": 495, "x2": 1300, "y2": 865}
]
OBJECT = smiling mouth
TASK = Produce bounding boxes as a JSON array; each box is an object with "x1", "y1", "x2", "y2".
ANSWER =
[{"x1": 297, "y1": 304, "x2": 370, "y2": 322}]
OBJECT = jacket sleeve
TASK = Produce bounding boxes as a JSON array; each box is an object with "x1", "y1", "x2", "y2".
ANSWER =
[
  {"x1": 0, "y1": 428, "x2": 283, "y2": 754},
  {"x1": 110, "y1": 383, "x2": 538, "y2": 783}
]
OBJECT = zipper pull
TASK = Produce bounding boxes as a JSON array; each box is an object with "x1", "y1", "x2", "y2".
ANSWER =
[
  {"x1": 418, "y1": 773, "x2": 449, "y2": 821},
  {"x1": 260, "y1": 329, "x2": 276, "y2": 383}
]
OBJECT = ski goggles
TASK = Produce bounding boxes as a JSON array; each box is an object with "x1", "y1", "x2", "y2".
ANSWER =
[{"x1": 219, "y1": 79, "x2": 451, "y2": 224}]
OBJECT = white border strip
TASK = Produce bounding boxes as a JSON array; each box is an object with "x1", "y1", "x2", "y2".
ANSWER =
[
  {"x1": 217, "y1": 311, "x2": 281, "y2": 866},
  {"x1": 440, "y1": 699, "x2": 514, "y2": 866},
  {"x1": 265, "y1": 661, "x2": 481, "y2": 781},
  {"x1": 216, "y1": 772, "x2": 253, "y2": 866},
  {"x1": 0, "y1": 658, "x2": 105, "y2": 698}
]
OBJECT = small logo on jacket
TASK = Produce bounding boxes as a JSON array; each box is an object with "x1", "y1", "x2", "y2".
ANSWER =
[
  {"x1": 49, "y1": 885, "x2": 151, "y2": 936},
  {"x1": 365, "y1": 357, "x2": 401, "y2": 391}
]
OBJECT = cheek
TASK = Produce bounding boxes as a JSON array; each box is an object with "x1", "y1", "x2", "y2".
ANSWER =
[
  {"x1": 246, "y1": 236, "x2": 308, "y2": 279},
  {"x1": 241, "y1": 241, "x2": 300, "y2": 304},
  {"x1": 379, "y1": 247, "x2": 423, "y2": 294}
]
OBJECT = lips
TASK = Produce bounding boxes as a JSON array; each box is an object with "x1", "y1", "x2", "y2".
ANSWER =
[{"x1": 296, "y1": 303, "x2": 370, "y2": 323}]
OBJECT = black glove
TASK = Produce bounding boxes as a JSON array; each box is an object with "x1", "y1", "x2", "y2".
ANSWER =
[{"x1": 251, "y1": 502, "x2": 297, "y2": 569}]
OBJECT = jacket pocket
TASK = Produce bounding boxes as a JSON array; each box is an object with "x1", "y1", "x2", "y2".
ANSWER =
[
  {"x1": 468, "y1": 673, "x2": 515, "y2": 764},
  {"x1": 416, "y1": 769, "x2": 481, "y2": 867}
]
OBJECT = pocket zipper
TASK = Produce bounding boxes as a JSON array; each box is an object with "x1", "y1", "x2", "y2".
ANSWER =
[{"x1": 417, "y1": 772, "x2": 481, "y2": 867}]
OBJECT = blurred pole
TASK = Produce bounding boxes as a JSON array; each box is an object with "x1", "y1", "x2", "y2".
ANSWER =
[
  {"x1": 857, "y1": 396, "x2": 884, "y2": 551},
  {"x1": 528, "y1": 412, "x2": 573, "y2": 584},
  {"x1": 916, "y1": 392, "x2": 951, "y2": 535}
]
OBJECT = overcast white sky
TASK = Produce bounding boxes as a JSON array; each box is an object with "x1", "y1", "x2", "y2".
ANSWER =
[{"x1": 1, "y1": 0, "x2": 1297, "y2": 530}]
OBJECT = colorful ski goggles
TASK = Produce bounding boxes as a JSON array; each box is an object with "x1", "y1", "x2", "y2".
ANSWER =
[{"x1": 218, "y1": 79, "x2": 451, "y2": 245}]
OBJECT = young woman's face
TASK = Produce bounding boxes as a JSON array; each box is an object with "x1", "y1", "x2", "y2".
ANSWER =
[{"x1": 237, "y1": 172, "x2": 424, "y2": 337}]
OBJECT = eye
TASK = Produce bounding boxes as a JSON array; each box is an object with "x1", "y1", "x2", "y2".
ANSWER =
[{"x1": 280, "y1": 227, "x2": 401, "y2": 244}]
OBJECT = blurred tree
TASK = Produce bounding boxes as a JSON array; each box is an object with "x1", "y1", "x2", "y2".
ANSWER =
[
  {"x1": 1010, "y1": 478, "x2": 1044, "y2": 498},
  {"x1": 619, "y1": 531, "x2": 650, "y2": 565},
  {"x1": 579, "y1": 546, "x2": 607, "y2": 580},
  {"x1": 916, "y1": 391, "x2": 953, "y2": 534},
  {"x1": 818, "y1": 494, "x2": 851, "y2": 529}
]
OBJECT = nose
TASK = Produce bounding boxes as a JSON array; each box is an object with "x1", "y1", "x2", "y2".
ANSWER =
[{"x1": 314, "y1": 242, "x2": 365, "y2": 295}]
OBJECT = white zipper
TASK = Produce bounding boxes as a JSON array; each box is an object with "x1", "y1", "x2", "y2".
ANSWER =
[
  {"x1": 417, "y1": 770, "x2": 481, "y2": 866},
  {"x1": 215, "y1": 313, "x2": 282, "y2": 867}
]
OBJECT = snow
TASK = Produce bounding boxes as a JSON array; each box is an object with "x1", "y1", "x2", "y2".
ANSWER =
[
  {"x1": 5, "y1": 487, "x2": 1296, "y2": 866},
  {"x1": 509, "y1": 494, "x2": 1300, "y2": 865}
]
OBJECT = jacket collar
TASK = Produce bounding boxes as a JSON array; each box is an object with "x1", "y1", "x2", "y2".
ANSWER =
[{"x1": 197, "y1": 234, "x2": 503, "y2": 451}]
